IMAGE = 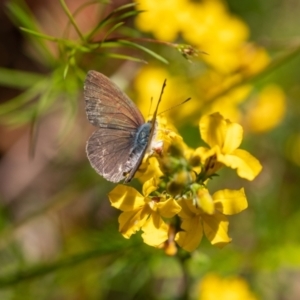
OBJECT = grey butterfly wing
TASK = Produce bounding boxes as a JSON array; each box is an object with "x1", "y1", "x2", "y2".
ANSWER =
[
  {"x1": 84, "y1": 71, "x2": 145, "y2": 129},
  {"x1": 84, "y1": 71, "x2": 145, "y2": 182},
  {"x1": 87, "y1": 128, "x2": 136, "y2": 182}
]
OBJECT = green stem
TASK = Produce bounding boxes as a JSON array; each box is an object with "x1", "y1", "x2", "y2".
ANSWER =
[
  {"x1": 59, "y1": 0, "x2": 84, "y2": 41},
  {"x1": 177, "y1": 250, "x2": 191, "y2": 299},
  {"x1": 0, "y1": 245, "x2": 128, "y2": 288},
  {"x1": 104, "y1": 36, "x2": 175, "y2": 47}
]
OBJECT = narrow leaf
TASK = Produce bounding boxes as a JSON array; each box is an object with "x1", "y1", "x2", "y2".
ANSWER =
[
  {"x1": 102, "y1": 53, "x2": 147, "y2": 63},
  {"x1": 102, "y1": 22, "x2": 125, "y2": 42},
  {"x1": 59, "y1": 0, "x2": 84, "y2": 41},
  {"x1": 5, "y1": 1, "x2": 54, "y2": 63},
  {"x1": 117, "y1": 40, "x2": 169, "y2": 64},
  {"x1": 86, "y1": 3, "x2": 137, "y2": 40},
  {"x1": 20, "y1": 27, "x2": 60, "y2": 42},
  {"x1": 0, "y1": 68, "x2": 44, "y2": 89}
]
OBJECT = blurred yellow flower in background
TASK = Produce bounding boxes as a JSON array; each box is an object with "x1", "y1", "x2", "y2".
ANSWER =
[
  {"x1": 245, "y1": 85, "x2": 286, "y2": 133},
  {"x1": 134, "y1": 0, "x2": 279, "y2": 130},
  {"x1": 198, "y1": 273, "x2": 258, "y2": 300},
  {"x1": 237, "y1": 43, "x2": 270, "y2": 76},
  {"x1": 203, "y1": 84, "x2": 253, "y2": 122},
  {"x1": 134, "y1": 66, "x2": 196, "y2": 123},
  {"x1": 182, "y1": 0, "x2": 249, "y2": 73},
  {"x1": 135, "y1": 0, "x2": 250, "y2": 72},
  {"x1": 135, "y1": 0, "x2": 189, "y2": 41}
]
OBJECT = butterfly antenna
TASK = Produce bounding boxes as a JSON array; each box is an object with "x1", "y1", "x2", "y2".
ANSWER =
[
  {"x1": 158, "y1": 97, "x2": 191, "y2": 116},
  {"x1": 147, "y1": 96, "x2": 153, "y2": 119},
  {"x1": 153, "y1": 79, "x2": 167, "y2": 119}
]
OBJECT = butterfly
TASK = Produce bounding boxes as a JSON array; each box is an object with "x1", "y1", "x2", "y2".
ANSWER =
[{"x1": 84, "y1": 70, "x2": 163, "y2": 183}]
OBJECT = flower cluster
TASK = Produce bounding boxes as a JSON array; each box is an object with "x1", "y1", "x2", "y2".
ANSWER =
[
  {"x1": 133, "y1": 0, "x2": 286, "y2": 132},
  {"x1": 108, "y1": 112, "x2": 262, "y2": 254}
]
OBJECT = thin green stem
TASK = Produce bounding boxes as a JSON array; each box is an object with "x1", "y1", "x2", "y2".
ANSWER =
[
  {"x1": 63, "y1": 0, "x2": 100, "y2": 39},
  {"x1": 59, "y1": 0, "x2": 84, "y2": 41},
  {"x1": 104, "y1": 36, "x2": 175, "y2": 47},
  {"x1": 177, "y1": 251, "x2": 192, "y2": 300},
  {"x1": 85, "y1": 3, "x2": 137, "y2": 41},
  {"x1": 0, "y1": 244, "x2": 131, "y2": 288}
]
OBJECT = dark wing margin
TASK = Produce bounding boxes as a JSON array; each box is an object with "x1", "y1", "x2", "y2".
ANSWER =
[{"x1": 84, "y1": 71, "x2": 145, "y2": 129}]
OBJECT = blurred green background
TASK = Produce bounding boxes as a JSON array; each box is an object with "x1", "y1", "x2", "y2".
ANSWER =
[{"x1": 0, "y1": 0, "x2": 300, "y2": 299}]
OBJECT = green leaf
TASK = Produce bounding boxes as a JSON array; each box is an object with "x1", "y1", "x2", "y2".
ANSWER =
[
  {"x1": 6, "y1": 1, "x2": 39, "y2": 31},
  {"x1": 114, "y1": 9, "x2": 143, "y2": 22},
  {"x1": 62, "y1": 0, "x2": 103, "y2": 39},
  {"x1": 113, "y1": 2, "x2": 137, "y2": 13},
  {"x1": 117, "y1": 40, "x2": 169, "y2": 64},
  {"x1": 102, "y1": 22, "x2": 125, "y2": 43},
  {"x1": 59, "y1": 0, "x2": 84, "y2": 41},
  {"x1": 101, "y1": 53, "x2": 147, "y2": 64},
  {"x1": 0, "y1": 80, "x2": 47, "y2": 116},
  {"x1": 86, "y1": 3, "x2": 138, "y2": 40},
  {"x1": 20, "y1": 27, "x2": 60, "y2": 42},
  {"x1": 0, "y1": 68, "x2": 44, "y2": 89},
  {"x1": 5, "y1": 0, "x2": 54, "y2": 64},
  {"x1": 63, "y1": 64, "x2": 70, "y2": 79}
]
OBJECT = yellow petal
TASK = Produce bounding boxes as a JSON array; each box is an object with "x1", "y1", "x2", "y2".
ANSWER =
[
  {"x1": 197, "y1": 188, "x2": 215, "y2": 215},
  {"x1": 199, "y1": 113, "x2": 243, "y2": 153},
  {"x1": 177, "y1": 198, "x2": 201, "y2": 218},
  {"x1": 202, "y1": 212, "x2": 232, "y2": 248},
  {"x1": 194, "y1": 146, "x2": 218, "y2": 164},
  {"x1": 199, "y1": 113, "x2": 227, "y2": 148},
  {"x1": 217, "y1": 149, "x2": 262, "y2": 180},
  {"x1": 213, "y1": 188, "x2": 248, "y2": 215},
  {"x1": 142, "y1": 177, "x2": 159, "y2": 197},
  {"x1": 118, "y1": 207, "x2": 148, "y2": 238},
  {"x1": 141, "y1": 213, "x2": 168, "y2": 247},
  {"x1": 175, "y1": 217, "x2": 203, "y2": 252},
  {"x1": 136, "y1": 157, "x2": 164, "y2": 184},
  {"x1": 157, "y1": 198, "x2": 182, "y2": 218},
  {"x1": 108, "y1": 185, "x2": 145, "y2": 211},
  {"x1": 222, "y1": 120, "x2": 243, "y2": 153}
]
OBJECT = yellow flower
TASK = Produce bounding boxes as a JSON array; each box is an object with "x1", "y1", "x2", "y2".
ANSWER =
[
  {"x1": 134, "y1": 66, "x2": 195, "y2": 123},
  {"x1": 135, "y1": 116, "x2": 188, "y2": 183},
  {"x1": 196, "y1": 112, "x2": 262, "y2": 180},
  {"x1": 135, "y1": 0, "x2": 250, "y2": 73},
  {"x1": 108, "y1": 178, "x2": 181, "y2": 247},
  {"x1": 134, "y1": 0, "x2": 188, "y2": 41},
  {"x1": 198, "y1": 273, "x2": 258, "y2": 300},
  {"x1": 135, "y1": 156, "x2": 164, "y2": 183},
  {"x1": 175, "y1": 188, "x2": 248, "y2": 252},
  {"x1": 245, "y1": 85, "x2": 286, "y2": 133},
  {"x1": 182, "y1": 0, "x2": 249, "y2": 73},
  {"x1": 237, "y1": 43, "x2": 270, "y2": 76}
]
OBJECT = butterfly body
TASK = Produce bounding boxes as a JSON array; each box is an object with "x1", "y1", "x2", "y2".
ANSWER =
[{"x1": 84, "y1": 71, "x2": 158, "y2": 183}]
